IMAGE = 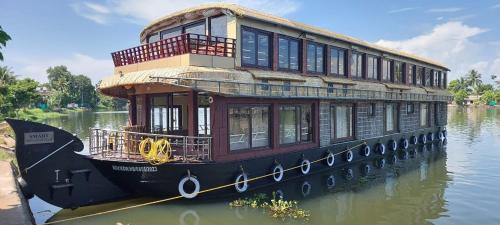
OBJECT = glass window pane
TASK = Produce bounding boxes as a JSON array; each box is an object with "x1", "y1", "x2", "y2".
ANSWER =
[
  {"x1": 300, "y1": 105, "x2": 312, "y2": 142},
  {"x1": 335, "y1": 106, "x2": 349, "y2": 138},
  {"x1": 357, "y1": 54, "x2": 362, "y2": 77},
  {"x1": 251, "y1": 107, "x2": 269, "y2": 148},
  {"x1": 307, "y1": 44, "x2": 316, "y2": 72},
  {"x1": 367, "y1": 57, "x2": 373, "y2": 79},
  {"x1": 386, "y1": 104, "x2": 394, "y2": 131},
  {"x1": 257, "y1": 34, "x2": 269, "y2": 67},
  {"x1": 338, "y1": 50, "x2": 345, "y2": 75},
  {"x1": 316, "y1": 46, "x2": 324, "y2": 73},
  {"x1": 185, "y1": 22, "x2": 206, "y2": 35},
  {"x1": 280, "y1": 106, "x2": 297, "y2": 144},
  {"x1": 242, "y1": 30, "x2": 256, "y2": 65},
  {"x1": 351, "y1": 54, "x2": 357, "y2": 77},
  {"x1": 290, "y1": 40, "x2": 299, "y2": 70},
  {"x1": 278, "y1": 38, "x2": 289, "y2": 69},
  {"x1": 229, "y1": 107, "x2": 250, "y2": 150},
  {"x1": 331, "y1": 49, "x2": 339, "y2": 74},
  {"x1": 148, "y1": 33, "x2": 160, "y2": 43},
  {"x1": 210, "y1": 16, "x2": 227, "y2": 37},
  {"x1": 160, "y1": 27, "x2": 182, "y2": 39},
  {"x1": 420, "y1": 103, "x2": 428, "y2": 127}
]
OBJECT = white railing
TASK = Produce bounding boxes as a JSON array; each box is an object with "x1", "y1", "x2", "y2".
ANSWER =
[{"x1": 89, "y1": 128, "x2": 212, "y2": 162}]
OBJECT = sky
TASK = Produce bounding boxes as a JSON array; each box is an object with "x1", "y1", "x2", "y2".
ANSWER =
[{"x1": 1, "y1": 0, "x2": 500, "y2": 84}]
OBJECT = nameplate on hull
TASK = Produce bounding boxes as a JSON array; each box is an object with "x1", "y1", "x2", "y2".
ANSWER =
[
  {"x1": 24, "y1": 132, "x2": 54, "y2": 145},
  {"x1": 112, "y1": 165, "x2": 158, "y2": 172}
]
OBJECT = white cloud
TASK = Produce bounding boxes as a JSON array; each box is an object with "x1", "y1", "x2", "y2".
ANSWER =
[
  {"x1": 449, "y1": 14, "x2": 475, "y2": 21},
  {"x1": 72, "y1": 0, "x2": 300, "y2": 24},
  {"x1": 436, "y1": 17, "x2": 444, "y2": 20},
  {"x1": 388, "y1": 7, "x2": 417, "y2": 14},
  {"x1": 375, "y1": 22, "x2": 500, "y2": 83},
  {"x1": 492, "y1": 3, "x2": 500, "y2": 9},
  {"x1": 427, "y1": 7, "x2": 463, "y2": 13},
  {"x1": 9, "y1": 53, "x2": 113, "y2": 84}
]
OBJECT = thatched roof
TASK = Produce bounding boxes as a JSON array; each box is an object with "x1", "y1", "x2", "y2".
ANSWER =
[{"x1": 141, "y1": 3, "x2": 449, "y2": 70}]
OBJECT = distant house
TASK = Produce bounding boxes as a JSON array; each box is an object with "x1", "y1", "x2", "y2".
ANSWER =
[
  {"x1": 36, "y1": 86, "x2": 51, "y2": 96},
  {"x1": 67, "y1": 103, "x2": 79, "y2": 108},
  {"x1": 464, "y1": 95, "x2": 480, "y2": 105}
]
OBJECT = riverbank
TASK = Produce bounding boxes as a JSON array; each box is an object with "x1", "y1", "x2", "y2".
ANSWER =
[{"x1": 0, "y1": 161, "x2": 35, "y2": 225}]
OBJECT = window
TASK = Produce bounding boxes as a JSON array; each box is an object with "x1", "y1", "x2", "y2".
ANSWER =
[
  {"x1": 185, "y1": 22, "x2": 206, "y2": 35},
  {"x1": 242, "y1": 27, "x2": 271, "y2": 68},
  {"x1": 394, "y1": 61, "x2": 403, "y2": 83},
  {"x1": 420, "y1": 103, "x2": 429, "y2": 127},
  {"x1": 351, "y1": 52, "x2": 363, "y2": 78},
  {"x1": 260, "y1": 80, "x2": 269, "y2": 91},
  {"x1": 385, "y1": 103, "x2": 398, "y2": 133},
  {"x1": 147, "y1": 33, "x2": 160, "y2": 43},
  {"x1": 278, "y1": 36, "x2": 300, "y2": 71},
  {"x1": 416, "y1": 66, "x2": 423, "y2": 85},
  {"x1": 160, "y1": 27, "x2": 182, "y2": 39},
  {"x1": 368, "y1": 103, "x2": 376, "y2": 117},
  {"x1": 210, "y1": 15, "x2": 227, "y2": 37},
  {"x1": 443, "y1": 72, "x2": 447, "y2": 88},
  {"x1": 150, "y1": 96, "x2": 182, "y2": 133},
  {"x1": 367, "y1": 55, "x2": 379, "y2": 80},
  {"x1": 438, "y1": 71, "x2": 442, "y2": 88},
  {"x1": 408, "y1": 64, "x2": 415, "y2": 85},
  {"x1": 306, "y1": 43, "x2": 324, "y2": 73},
  {"x1": 283, "y1": 81, "x2": 291, "y2": 91},
  {"x1": 198, "y1": 106, "x2": 211, "y2": 135},
  {"x1": 136, "y1": 96, "x2": 144, "y2": 125},
  {"x1": 330, "y1": 48, "x2": 345, "y2": 76},
  {"x1": 327, "y1": 83, "x2": 334, "y2": 94},
  {"x1": 279, "y1": 105, "x2": 312, "y2": 144},
  {"x1": 229, "y1": 106, "x2": 270, "y2": 151},
  {"x1": 407, "y1": 103, "x2": 414, "y2": 114},
  {"x1": 433, "y1": 70, "x2": 439, "y2": 87},
  {"x1": 382, "y1": 59, "x2": 391, "y2": 81},
  {"x1": 424, "y1": 68, "x2": 431, "y2": 86},
  {"x1": 331, "y1": 104, "x2": 354, "y2": 140}
]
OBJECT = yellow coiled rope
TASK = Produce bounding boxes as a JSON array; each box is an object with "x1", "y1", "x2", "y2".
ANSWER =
[{"x1": 139, "y1": 138, "x2": 172, "y2": 165}]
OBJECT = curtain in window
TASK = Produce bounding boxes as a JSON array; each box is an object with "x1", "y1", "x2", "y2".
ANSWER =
[
  {"x1": 386, "y1": 104, "x2": 395, "y2": 132},
  {"x1": 300, "y1": 105, "x2": 312, "y2": 142},
  {"x1": 280, "y1": 106, "x2": 298, "y2": 144},
  {"x1": 334, "y1": 105, "x2": 352, "y2": 139}
]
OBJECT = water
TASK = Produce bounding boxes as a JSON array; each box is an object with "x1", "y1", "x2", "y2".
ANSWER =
[{"x1": 30, "y1": 107, "x2": 500, "y2": 225}]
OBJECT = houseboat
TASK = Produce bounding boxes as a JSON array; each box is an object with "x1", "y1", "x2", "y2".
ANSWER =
[{"x1": 7, "y1": 3, "x2": 452, "y2": 209}]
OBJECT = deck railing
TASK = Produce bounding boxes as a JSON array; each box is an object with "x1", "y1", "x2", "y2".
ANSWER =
[
  {"x1": 111, "y1": 33, "x2": 236, "y2": 67},
  {"x1": 150, "y1": 77, "x2": 454, "y2": 102},
  {"x1": 89, "y1": 128, "x2": 212, "y2": 162}
]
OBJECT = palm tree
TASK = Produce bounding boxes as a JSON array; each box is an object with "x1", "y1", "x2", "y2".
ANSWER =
[
  {"x1": 0, "y1": 25, "x2": 12, "y2": 61},
  {"x1": 466, "y1": 70, "x2": 482, "y2": 96},
  {"x1": 456, "y1": 77, "x2": 470, "y2": 93},
  {"x1": 0, "y1": 66, "x2": 16, "y2": 85}
]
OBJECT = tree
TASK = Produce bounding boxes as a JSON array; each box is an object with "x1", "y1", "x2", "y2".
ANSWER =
[
  {"x1": 453, "y1": 90, "x2": 468, "y2": 105},
  {"x1": 7, "y1": 78, "x2": 41, "y2": 110},
  {"x1": 0, "y1": 26, "x2": 11, "y2": 61},
  {"x1": 0, "y1": 66, "x2": 16, "y2": 85},
  {"x1": 47, "y1": 66, "x2": 74, "y2": 108},
  {"x1": 480, "y1": 90, "x2": 496, "y2": 104},
  {"x1": 448, "y1": 77, "x2": 470, "y2": 94},
  {"x1": 466, "y1": 70, "x2": 482, "y2": 96},
  {"x1": 73, "y1": 74, "x2": 98, "y2": 108}
]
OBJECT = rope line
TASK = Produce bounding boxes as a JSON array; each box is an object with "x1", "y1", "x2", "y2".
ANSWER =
[
  {"x1": 43, "y1": 141, "x2": 366, "y2": 225},
  {"x1": 25, "y1": 140, "x2": 75, "y2": 173}
]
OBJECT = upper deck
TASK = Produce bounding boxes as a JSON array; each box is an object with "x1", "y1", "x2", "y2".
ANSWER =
[{"x1": 102, "y1": 3, "x2": 451, "y2": 101}]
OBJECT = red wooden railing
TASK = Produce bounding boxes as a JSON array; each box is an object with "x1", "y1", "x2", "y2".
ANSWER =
[{"x1": 111, "y1": 33, "x2": 236, "y2": 67}]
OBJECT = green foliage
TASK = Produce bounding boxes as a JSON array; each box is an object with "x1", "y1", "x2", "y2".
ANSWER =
[
  {"x1": 480, "y1": 90, "x2": 496, "y2": 104},
  {"x1": 466, "y1": 70, "x2": 483, "y2": 96},
  {"x1": 453, "y1": 90, "x2": 469, "y2": 106},
  {"x1": 0, "y1": 25, "x2": 12, "y2": 61},
  {"x1": 229, "y1": 193, "x2": 310, "y2": 221},
  {"x1": 97, "y1": 92, "x2": 128, "y2": 110},
  {"x1": 448, "y1": 77, "x2": 470, "y2": 94},
  {"x1": 46, "y1": 66, "x2": 98, "y2": 109},
  {"x1": 7, "y1": 78, "x2": 41, "y2": 110}
]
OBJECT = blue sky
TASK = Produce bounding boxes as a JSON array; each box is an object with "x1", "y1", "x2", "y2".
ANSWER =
[{"x1": 1, "y1": 0, "x2": 499, "y2": 84}]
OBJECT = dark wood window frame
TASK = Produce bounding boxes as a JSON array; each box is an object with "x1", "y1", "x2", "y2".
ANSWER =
[
  {"x1": 408, "y1": 64, "x2": 416, "y2": 85},
  {"x1": 241, "y1": 26, "x2": 273, "y2": 69},
  {"x1": 329, "y1": 47, "x2": 347, "y2": 77},
  {"x1": 279, "y1": 104, "x2": 313, "y2": 146},
  {"x1": 198, "y1": 105, "x2": 210, "y2": 136},
  {"x1": 277, "y1": 35, "x2": 301, "y2": 72},
  {"x1": 407, "y1": 102, "x2": 415, "y2": 114},
  {"x1": 306, "y1": 42, "x2": 325, "y2": 74},
  {"x1": 382, "y1": 59, "x2": 392, "y2": 82},
  {"x1": 330, "y1": 103, "x2": 355, "y2": 143},
  {"x1": 350, "y1": 51, "x2": 364, "y2": 79},
  {"x1": 383, "y1": 102, "x2": 399, "y2": 134},
  {"x1": 366, "y1": 55, "x2": 379, "y2": 80},
  {"x1": 327, "y1": 83, "x2": 335, "y2": 94},
  {"x1": 392, "y1": 61, "x2": 404, "y2": 84},
  {"x1": 368, "y1": 103, "x2": 376, "y2": 117},
  {"x1": 228, "y1": 104, "x2": 272, "y2": 152}
]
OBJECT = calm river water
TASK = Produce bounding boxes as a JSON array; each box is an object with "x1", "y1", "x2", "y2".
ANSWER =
[{"x1": 30, "y1": 106, "x2": 500, "y2": 225}]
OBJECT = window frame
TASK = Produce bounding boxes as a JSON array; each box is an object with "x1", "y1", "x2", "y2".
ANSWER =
[
  {"x1": 279, "y1": 104, "x2": 314, "y2": 146},
  {"x1": 366, "y1": 55, "x2": 379, "y2": 80},
  {"x1": 329, "y1": 46, "x2": 347, "y2": 77},
  {"x1": 240, "y1": 26, "x2": 273, "y2": 69},
  {"x1": 382, "y1": 59, "x2": 391, "y2": 82},
  {"x1": 368, "y1": 103, "x2": 376, "y2": 117},
  {"x1": 277, "y1": 35, "x2": 301, "y2": 72},
  {"x1": 393, "y1": 61, "x2": 403, "y2": 83},
  {"x1": 350, "y1": 51, "x2": 364, "y2": 79},
  {"x1": 330, "y1": 103, "x2": 355, "y2": 143},
  {"x1": 420, "y1": 102, "x2": 430, "y2": 128},
  {"x1": 408, "y1": 64, "x2": 415, "y2": 85},
  {"x1": 306, "y1": 42, "x2": 325, "y2": 74},
  {"x1": 228, "y1": 104, "x2": 272, "y2": 152},
  {"x1": 384, "y1": 102, "x2": 399, "y2": 134},
  {"x1": 406, "y1": 103, "x2": 414, "y2": 114}
]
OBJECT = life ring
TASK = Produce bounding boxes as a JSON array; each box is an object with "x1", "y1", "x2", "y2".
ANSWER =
[
  {"x1": 420, "y1": 134, "x2": 427, "y2": 144},
  {"x1": 326, "y1": 152, "x2": 335, "y2": 167},
  {"x1": 326, "y1": 175, "x2": 335, "y2": 189},
  {"x1": 274, "y1": 189, "x2": 284, "y2": 199},
  {"x1": 411, "y1": 136, "x2": 418, "y2": 145},
  {"x1": 438, "y1": 131, "x2": 444, "y2": 141},
  {"x1": 428, "y1": 132, "x2": 434, "y2": 142},
  {"x1": 376, "y1": 158, "x2": 386, "y2": 168},
  {"x1": 361, "y1": 145, "x2": 371, "y2": 157},
  {"x1": 300, "y1": 159, "x2": 311, "y2": 175},
  {"x1": 301, "y1": 181, "x2": 311, "y2": 197},
  {"x1": 179, "y1": 210, "x2": 200, "y2": 225},
  {"x1": 345, "y1": 150, "x2": 354, "y2": 162},
  {"x1": 390, "y1": 154, "x2": 398, "y2": 164},
  {"x1": 362, "y1": 164, "x2": 371, "y2": 176},
  {"x1": 272, "y1": 164, "x2": 284, "y2": 182},
  {"x1": 178, "y1": 175, "x2": 200, "y2": 199},
  {"x1": 234, "y1": 173, "x2": 248, "y2": 193},
  {"x1": 345, "y1": 168, "x2": 354, "y2": 180},
  {"x1": 376, "y1": 143, "x2": 386, "y2": 155},
  {"x1": 389, "y1": 140, "x2": 397, "y2": 151},
  {"x1": 401, "y1": 138, "x2": 409, "y2": 150}
]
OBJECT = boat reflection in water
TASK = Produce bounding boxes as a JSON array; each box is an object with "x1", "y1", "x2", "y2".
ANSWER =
[{"x1": 48, "y1": 141, "x2": 448, "y2": 225}]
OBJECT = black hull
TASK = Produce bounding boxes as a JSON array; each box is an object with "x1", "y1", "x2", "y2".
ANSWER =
[{"x1": 90, "y1": 128, "x2": 446, "y2": 199}]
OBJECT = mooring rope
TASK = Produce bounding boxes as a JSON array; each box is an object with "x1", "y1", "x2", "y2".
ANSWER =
[
  {"x1": 43, "y1": 141, "x2": 367, "y2": 225},
  {"x1": 24, "y1": 140, "x2": 75, "y2": 173}
]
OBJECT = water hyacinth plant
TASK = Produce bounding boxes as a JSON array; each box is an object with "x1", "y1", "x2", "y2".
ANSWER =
[{"x1": 229, "y1": 193, "x2": 310, "y2": 221}]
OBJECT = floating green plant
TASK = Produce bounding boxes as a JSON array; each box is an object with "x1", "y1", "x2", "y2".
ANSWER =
[{"x1": 229, "y1": 193, "x2": 310, "y2": 221}]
